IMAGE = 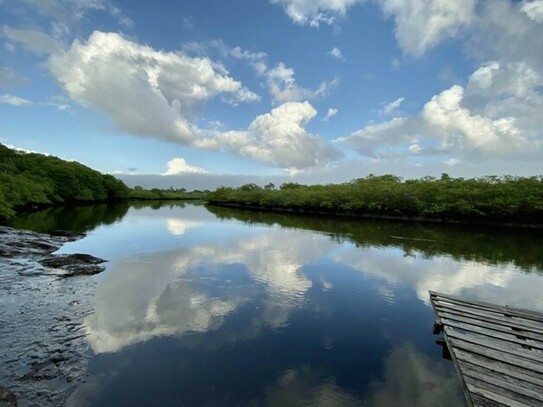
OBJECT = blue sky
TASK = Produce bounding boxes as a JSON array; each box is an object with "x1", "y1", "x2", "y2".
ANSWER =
[{"x1": 1, "y1": 0, "x2": 542, "y2": 188}]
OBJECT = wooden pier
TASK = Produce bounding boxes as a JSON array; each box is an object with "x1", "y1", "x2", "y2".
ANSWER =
[{"x1": 429, "y1": 291, "x2": 543, "y2": 407}]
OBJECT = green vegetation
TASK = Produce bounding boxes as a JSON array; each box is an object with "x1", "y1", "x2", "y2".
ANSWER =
[
  {"x1": 0, "y1": 143, "x2": 129, "y2": 221},
  {"x1": 129, "y1": 186, "x2": 208, "y2": 201},
  {"x1": 208, "y1": 174, "x2": 543, "y2": 224}
]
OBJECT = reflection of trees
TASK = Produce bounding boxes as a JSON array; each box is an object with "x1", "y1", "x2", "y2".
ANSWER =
[
  {"x1": 206, "y1": 205, "x2": 543, "y2": 273},
  {"x1": 11, "y1": 203, "x2": 130, "y2": 233}
]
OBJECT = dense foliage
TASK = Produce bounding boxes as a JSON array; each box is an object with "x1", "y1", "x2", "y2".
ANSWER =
[
  {"x1": 129, "y1": 186, "x2": 208, "y2": 201},
  {"x1": 0, "y1": 144, "x2": 130, "y2": 220},
  {"x1": 208, "y1": 174, "x2": 543, "y2": 224}
]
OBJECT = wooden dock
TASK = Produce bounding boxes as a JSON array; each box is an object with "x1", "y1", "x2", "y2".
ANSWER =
[{"x1": 429, "y1": 291, "x2": 543, "y2": 407}]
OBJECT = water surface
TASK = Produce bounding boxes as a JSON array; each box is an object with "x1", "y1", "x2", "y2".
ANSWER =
[{"x1": 13, "y1": 202, "x2": 543, "y2": 406}]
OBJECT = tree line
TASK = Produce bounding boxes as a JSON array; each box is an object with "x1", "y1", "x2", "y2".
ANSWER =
[
  {"x1": 207, "y1": 174, "x2": 543, "y2": 224},
  {"x1": 0, "y1": 143, "x2": 130, "y2": 220},
  {"x1": 0, "y1": 143, "x2": 210, "y2": 222}
]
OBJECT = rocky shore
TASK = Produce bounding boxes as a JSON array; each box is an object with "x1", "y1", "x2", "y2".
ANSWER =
[{"x1": 0, "y1": 226, "x2": 107, "y2": 406}]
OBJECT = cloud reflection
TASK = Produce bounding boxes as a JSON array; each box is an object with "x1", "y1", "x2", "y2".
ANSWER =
[
  {"x1": 85, "y1": 219, "x2": 543, "y2": 355},
  {"x1": 85, "y1": 229, "x2": 329, "y2": 353},
  {"x1": 331, "y1": 244, "x2": 543, "y2": 310}
]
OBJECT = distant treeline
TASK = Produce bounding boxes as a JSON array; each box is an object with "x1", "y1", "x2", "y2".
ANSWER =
[
  {"x1": 207, "y1": 174, "x2": 543, "y2": 224},
  {"x1": 0, "y1": 144, "x2": 130, "y2": 220},
  {"x1": 0, "y1": 143, "x2": 211, "y2": 222},
  {"x1": 129, "y1": 186, "x2": 208, "y2": 201}
]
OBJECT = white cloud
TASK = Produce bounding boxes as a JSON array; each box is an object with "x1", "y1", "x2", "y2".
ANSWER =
[
  {"x1": 337, "y1": 49, "x2": 543, "y2": 162},
  {"x1": 46, "y1": 32, "x2": 339, "y2": 171},
  {"x1": 271, "y1": 0, "x2": 362, "y2": 27},
  {"x1": 335, "y1": 116, "x2": 422, "y2": 157},
  {"x1": 409, "y1": 143, "x2": 422, "y2": 154},
  {"x1": 380, "y1": 97, "x2": 404, "y2": 115},
  {"x1": 323, "y1": 107, "x2": 338, "y2": 121},
  {"x1": 444, "y1": 158, "x2": 460, "y2": 166},
  {"x1": 49, "y1": 31, "x2": 257, "y2": 145},
  {"x1": 327, "y1": 47, "x2": 345, "y2": 60},
  {"x1": 162, "y1": 158, "x2": 208, "y2": 175},
  {"x1": 0, "y1": 93, "x2": 33, "y2": 106},
  {"x1": 228, "y1": 46, "x2": 268, "y2": 75},
  {"x1": 2, "y1": 25, "x2": 62, "y2": 54},
  {"x1": 266, "y1": 62, "x2": 338, "y2": 103},
  {"x1": 216, "y1": 101, "x2": 342, "y2": 170},
  {"x1": 521, "y1": 0, "x2": 543, "y2": 23},
  {"x1": 378, "y1": 0, "x2": 475, "y2": 57},
  {"x1": 4, "y1": 143, "x2": 45, "y2": 154},
  {"x1": 422, "y1": 85, "x2": 525, "y2": 154}
]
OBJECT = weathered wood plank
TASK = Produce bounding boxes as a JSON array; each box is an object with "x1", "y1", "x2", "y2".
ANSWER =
[
  {"x1": 442, "y1": 319, "x2": 543, "y2": 351},
  {"x1": 471, "y1": 393, "x2": 512, "y2": 407},
  {"x1": 430, "y1": 291, "x2": 543, "y2": 322},
  {"x1": 465, "y1": 376, "x2": 541, "y2": 407},
  {"x1": 453, "y1": 347, "x2": 543, "y2": 388},
  {"x1": 430, "y1": 292, "x2": 543, "y2": 407},
  {"x1": 446, "y1": 329, "x2": 543, "y2": 364},
  {"x1": 448, "y1": 337, "x2": 543, "y2": 375},
  {"x1": 438, "y1": 311, "x2": 543, "y2": 342},
  {"x1": 434, "y1": 301, "x2": 543, "y2": 334},
  {"x1": 458, "y1": 360, "x2": 543, "y2": 402}
]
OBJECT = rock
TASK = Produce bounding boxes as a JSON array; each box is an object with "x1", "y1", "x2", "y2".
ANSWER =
[
  {"x1": 39, "y1": 254, "x2": 107, "y2": 277},
  {"x1": 0, "y1": 226, "x2": 99, "y2": 406},
  {"x1": 0, "y1": 385, "x2": 17, "y2": 406}
]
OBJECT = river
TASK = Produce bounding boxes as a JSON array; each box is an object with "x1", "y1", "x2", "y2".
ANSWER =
[{"x1": 7, "y1": 201, "x2": 543, "y2": 406}]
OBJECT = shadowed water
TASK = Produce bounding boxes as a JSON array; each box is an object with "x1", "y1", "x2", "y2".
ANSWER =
[{"x1": 9, "y1": 202, "x2": 543, "y2": 406}]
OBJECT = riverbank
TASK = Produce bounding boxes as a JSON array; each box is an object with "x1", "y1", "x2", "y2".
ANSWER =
[
  {"x1": 207, "y1": 202, "x2": 543, "y2": 229},
  {"x1": 207, "y1": 175, "x2": 543, "y2": 228},
  {"x1": 0, "y1": 226, "x2": 107, "y2": 406}
]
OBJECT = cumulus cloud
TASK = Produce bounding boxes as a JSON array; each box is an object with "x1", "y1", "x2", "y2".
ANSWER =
[
  {"x1": 327, "y1": 47, "x2": 345, "y2": 60},
  {"x1": 46, "y1": 32, "x2": 340, "y2": 171},
  {"x1": 3, "y1": 25, "x2": 62, "y2": 54},
  {"x1": 378, "y1": 0, "x2": 475, "y2": 57},
  {"x1": 337, "y1": 53, "x2": 543, "y2": 161},
  {"x1": 0, "y1": 93, "x2": 33, "y2": 106},
  {"x1": 271, "y1": 0, "x2": 362, "y2": 27},
  {"x1": 422, "y1": 85, "x2": 525, "y2": 154},
  {"x1": 266, "y1": 62, "x2": 338, "y2": 103},
  {"x1": 323, "y1": 107, "x2": 338, "y2": 121},
  {"x1": 162, "y1": 158, "x2": 208, "y2": 175},
  {"x1": 216, "y1": 101, "x2": 342, "y2": 169},
  {"x1": 49, "y1": 31, "x2": 257, "y2": 145},
  {"x1": 521, "y1": 0, "x2": 543, "y2": 23},
  {"x1": 380, "y1": 97, "x2": 404, "y2": 116}
]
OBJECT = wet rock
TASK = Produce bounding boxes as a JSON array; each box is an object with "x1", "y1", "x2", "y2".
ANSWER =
[
  {"x1": 0, "y1": 385, "x2": 17, "y2": 406},
  {"x1": 39, "y1": 254, "x2": 107, "y2": 277},
  {"x1": 0, "y1": 226, "x2": 78, "y2": 259},
  {"x1": 0, "y1": 226, "x2": 105, "y2": 406}
]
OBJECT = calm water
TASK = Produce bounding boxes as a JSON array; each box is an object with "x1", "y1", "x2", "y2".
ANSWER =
[{"x1": 12, "y1": 202, "x2": 543, "y2": 406}]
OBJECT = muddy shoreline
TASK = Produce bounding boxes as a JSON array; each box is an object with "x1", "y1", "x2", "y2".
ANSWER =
[{"x1": 0, "y1": 226, "x2": 106, "y2": 407}]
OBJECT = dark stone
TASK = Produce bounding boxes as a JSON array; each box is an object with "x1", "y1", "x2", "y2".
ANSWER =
[
  {"x1": 39, "y1": 253, "x2": 107, "y2": 277},
  {"x1": 0, "y1": 385, "x2": 17, "y2": 406}
]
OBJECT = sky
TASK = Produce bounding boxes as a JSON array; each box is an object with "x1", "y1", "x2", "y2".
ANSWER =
[{"x1": 1, "y1": 0, "x2": 542, "y2": 189}]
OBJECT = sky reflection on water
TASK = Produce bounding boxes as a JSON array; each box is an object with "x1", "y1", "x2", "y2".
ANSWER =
[{"x1": 60, "y1": 203, "x2": 543, "y2": 406}]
